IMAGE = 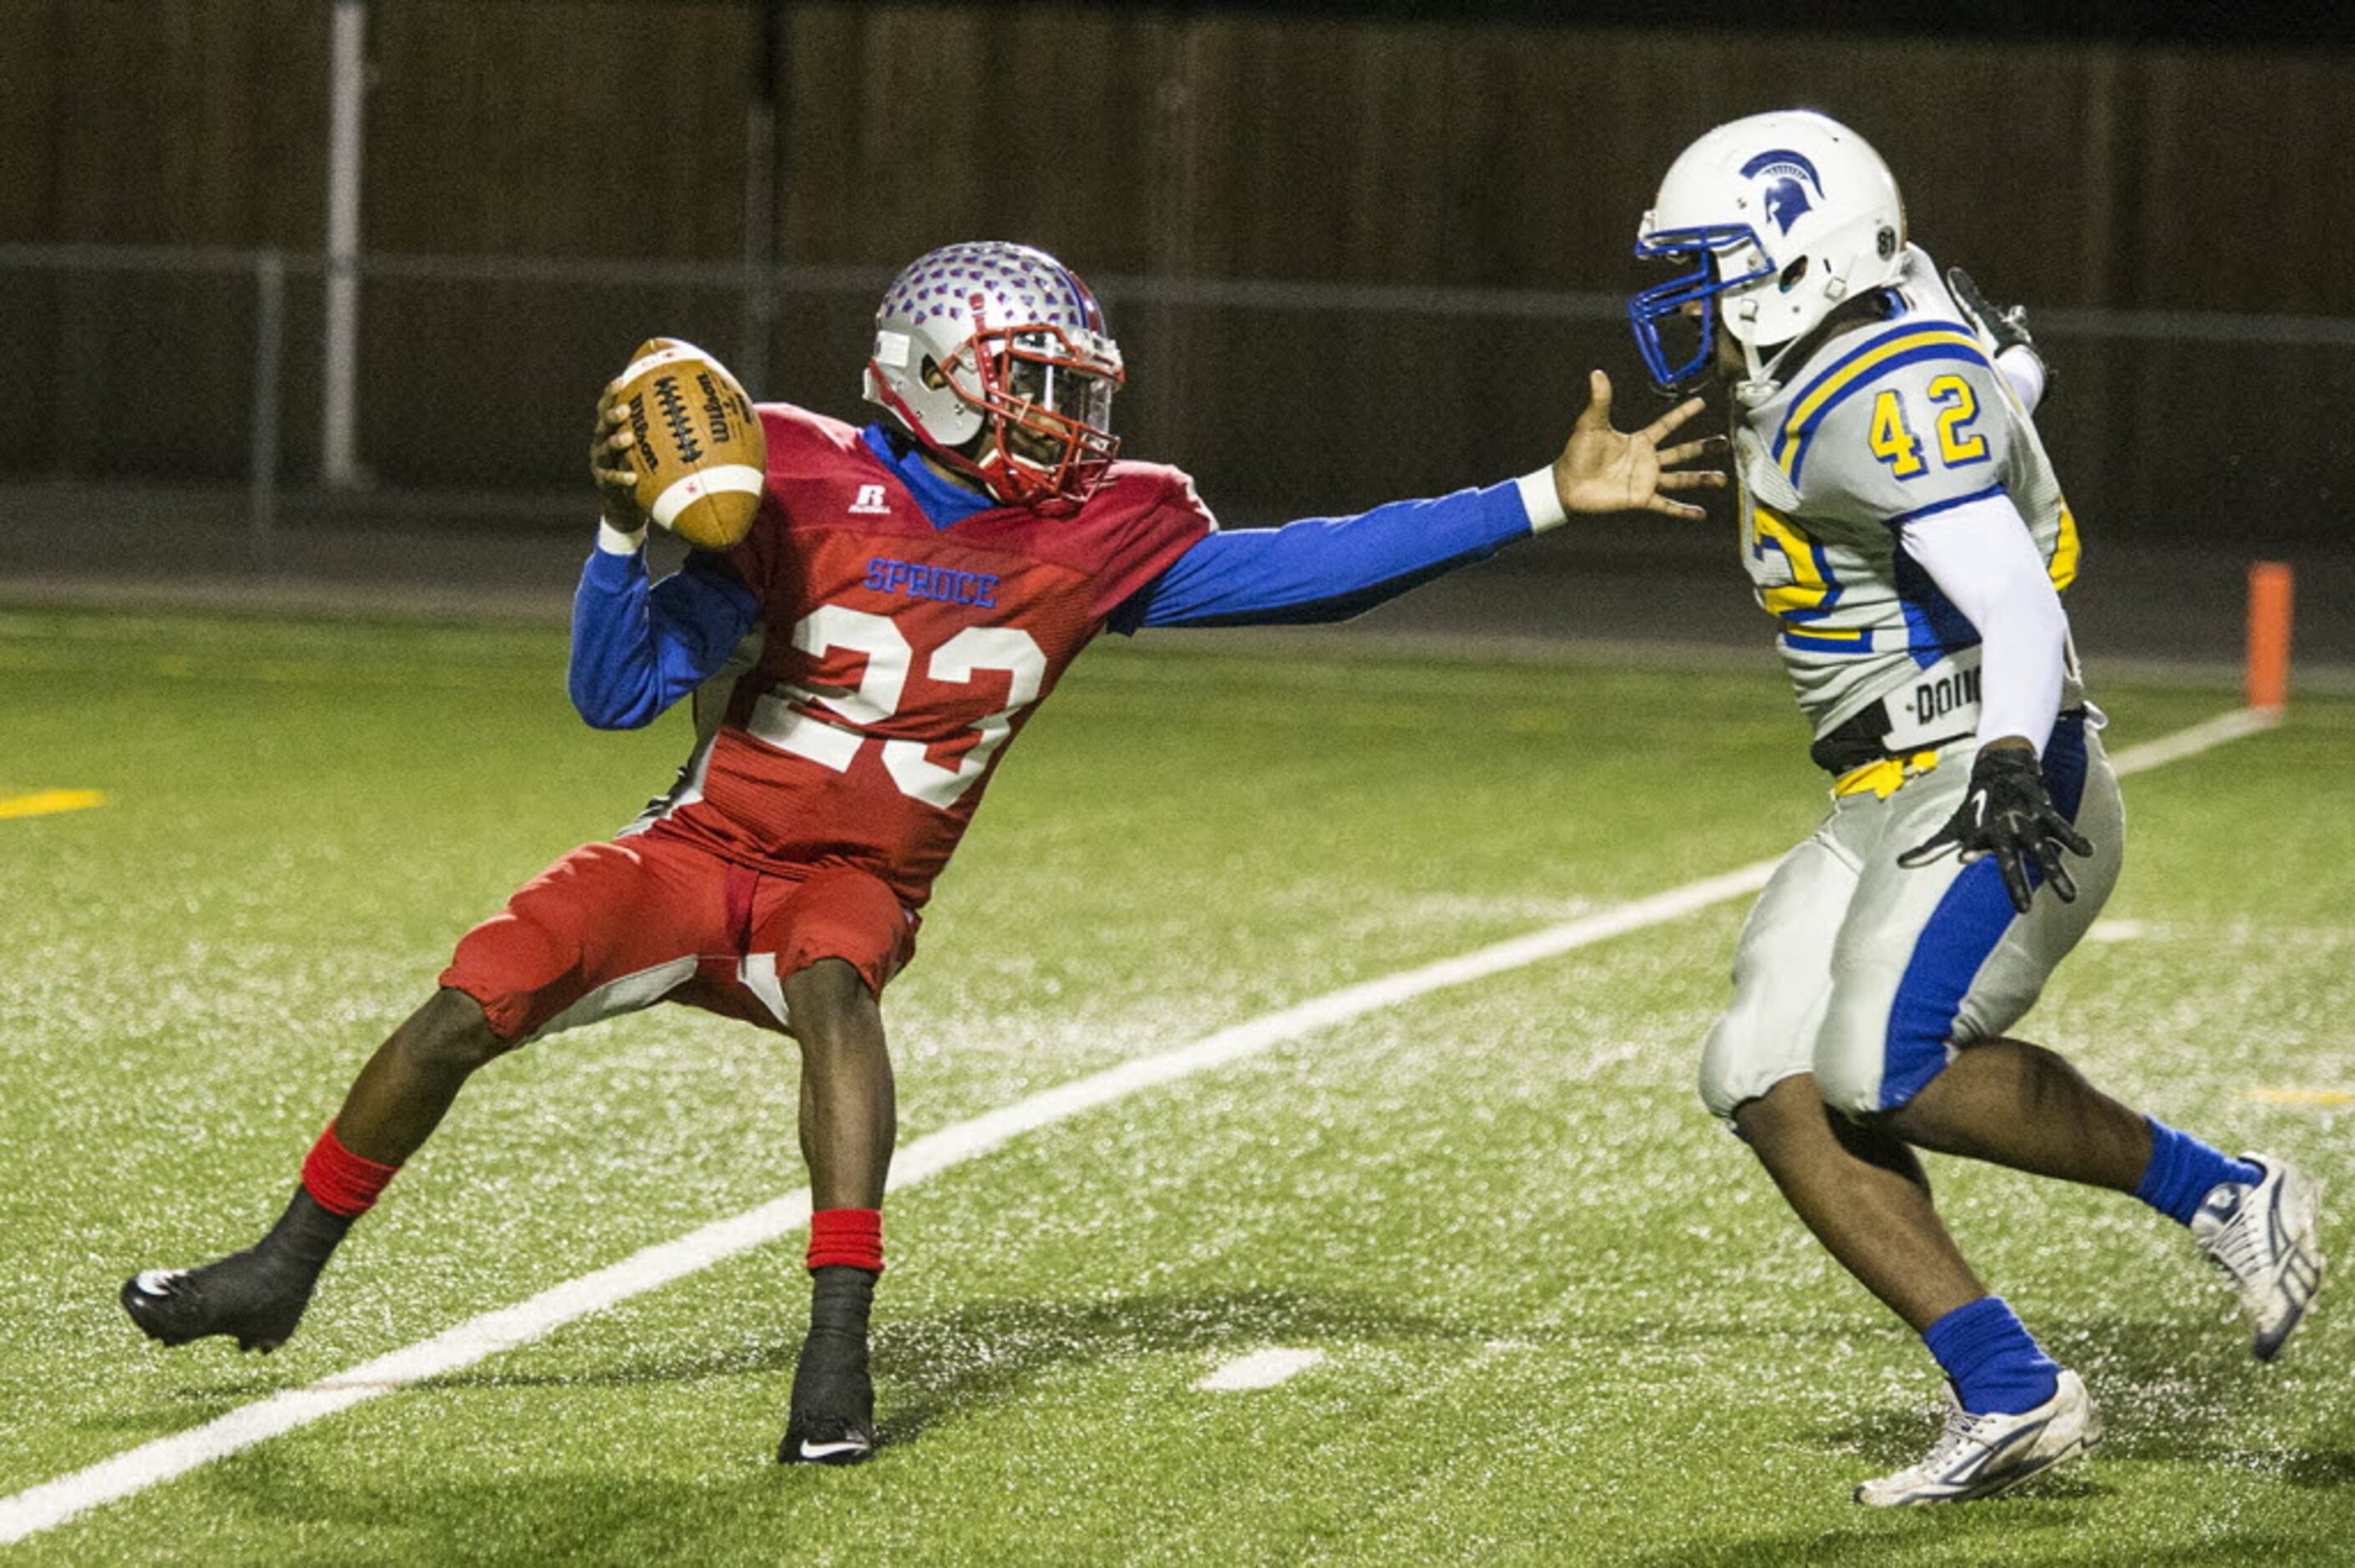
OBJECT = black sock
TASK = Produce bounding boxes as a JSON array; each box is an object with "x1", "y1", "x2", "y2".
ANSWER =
[
  {"x1": 256, "y1": 1186, "x2": 357, "y2": 1276},
  {"x1": 790, "y1": 1266, "x2": 878, "y2": 1434},
  {"x1": 807, "y1": 1264, "x2": 876, "y2": 1339}
]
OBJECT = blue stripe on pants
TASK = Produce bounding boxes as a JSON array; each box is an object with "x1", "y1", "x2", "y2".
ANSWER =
[{"x1": 1878, "y1": 715, "x2": 2090, "y2": 1110}]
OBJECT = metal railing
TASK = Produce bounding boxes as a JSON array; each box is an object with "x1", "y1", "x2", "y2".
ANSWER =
[{"x1": 8, "y1": 240, "x2": 2354, "y2": 554}]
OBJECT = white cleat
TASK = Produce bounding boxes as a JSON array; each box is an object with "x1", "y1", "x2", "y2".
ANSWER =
[
  {"x1": 1854, "y1": 1370, "x2": 2100, "y2": 1507},
  {"x1": 2192, "y1": 1154, "x2": 2325, "y2": 1361}
]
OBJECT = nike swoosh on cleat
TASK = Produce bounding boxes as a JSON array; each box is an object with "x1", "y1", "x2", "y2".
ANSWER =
[
  {"x1": 1940, "y1": 1418, "x2": 2050, "y2": 1485},
  {"x1": 796, "y1": 1439, "x2": 869, "y2": 1461},
  {"x1": 1978, "y1": 1438, "x2": 2084, "y2": 1498}
]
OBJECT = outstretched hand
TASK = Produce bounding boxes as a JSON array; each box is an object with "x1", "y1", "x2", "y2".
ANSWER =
[{"x1": 1552, "y1": 370, "x2": 1728, "y2": 519}]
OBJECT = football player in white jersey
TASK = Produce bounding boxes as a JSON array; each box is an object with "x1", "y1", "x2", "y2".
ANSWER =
[{"x1": 1628, "y1": 110, "x2": 2325, "y2": 1506}]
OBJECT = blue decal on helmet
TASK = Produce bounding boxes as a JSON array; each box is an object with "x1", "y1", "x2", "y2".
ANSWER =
[{"x1": 1739, "y1": 149, "x2": 1823, "y2": 236}]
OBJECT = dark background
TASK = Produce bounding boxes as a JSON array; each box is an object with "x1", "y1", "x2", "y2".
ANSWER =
[{"x1": 5, "y1": 1, "x2": 2351, "y2": 598}]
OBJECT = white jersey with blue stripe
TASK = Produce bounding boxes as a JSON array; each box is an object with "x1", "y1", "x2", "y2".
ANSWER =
[{"x1": 1732, "y1": 247, "x2": 2085, "y2": 744}]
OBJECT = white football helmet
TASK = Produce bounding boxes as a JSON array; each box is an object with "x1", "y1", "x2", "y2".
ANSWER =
[
  {"x1": 863, "y1": 240, "x2": 1124, "y2": 506},
  {"x1": 1630, "y1": 110, "x2": 1907, "y2": 397}
]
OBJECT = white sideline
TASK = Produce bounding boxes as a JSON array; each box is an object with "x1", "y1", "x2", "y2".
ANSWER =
[{"x1": 0, "y1": 708, "x2": 2280, "y2": 1545}]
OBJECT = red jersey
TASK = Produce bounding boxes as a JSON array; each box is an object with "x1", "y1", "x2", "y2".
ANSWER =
[{"x1": 639, "y1": 406, "x2": 1213, "y2": 908}]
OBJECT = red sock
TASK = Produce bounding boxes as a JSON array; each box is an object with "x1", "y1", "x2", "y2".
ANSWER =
[
  {"x1": 808, "y1": 1207, "x2": 884, "y2": 1273},
  {"x1": 300, "y1": 1120, "x2": 402, "y2": 1218}
]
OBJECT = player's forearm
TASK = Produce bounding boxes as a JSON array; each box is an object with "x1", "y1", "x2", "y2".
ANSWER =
[
  {"x1": 1964, "y1": 591, "x2": 2066, "y2": 756},
  {"x1": 1898, "y1": 493, "x2": 2066, "y2": 755},
  {"x1": 569, "y1": 529, "x2": 671, "y2": 729},
  {"x1": 567, "y1": 526, "x2": 756, "y2": 730},
  {"x1": 1996, "y1": 346, "x2": 2046, "y2": 417},
  {"x1": 1129, "y1": 477, "x2": 1553, "y2": 630}
]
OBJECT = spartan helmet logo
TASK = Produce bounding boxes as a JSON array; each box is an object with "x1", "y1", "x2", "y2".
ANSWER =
[{"x1": 1740, "y1": 148, "x2": 1824, "y2": 236}]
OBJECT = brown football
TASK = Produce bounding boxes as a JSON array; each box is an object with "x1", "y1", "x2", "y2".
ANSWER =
[{"x1": 612, "y1": 337, "x2": 767, "y2": 549}]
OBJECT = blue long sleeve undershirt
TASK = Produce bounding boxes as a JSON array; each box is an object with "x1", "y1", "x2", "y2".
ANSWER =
[
  {"x1": 1110, "y1": 483, "x2": 1533, "y2": 632},
  {"x1": 568, "y1": 546, "x2": 759, "y2": 730},
  {"x1": 567, "y1": 422, "x2": 1545, "y2": 728}
]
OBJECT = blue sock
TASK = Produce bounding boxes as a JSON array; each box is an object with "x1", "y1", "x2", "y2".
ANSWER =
[
  {"x1": 1922, "y1": 1296, "x2": 2061, "y2": 1415},
  {"x1": 2135, "y1": 1117, "x2": 2263, "y2": 1227}
]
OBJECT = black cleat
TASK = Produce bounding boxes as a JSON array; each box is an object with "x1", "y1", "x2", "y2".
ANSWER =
[
  {"x1": 121, "y1": 1247, "x2": 321, "y2": 1353},
  {"x1": 778, "y1": 1326, "x2": 876, "y2": 1465},
  {"x1": 120, "y1": 1190, "x2": 351, "y2": 1354}
]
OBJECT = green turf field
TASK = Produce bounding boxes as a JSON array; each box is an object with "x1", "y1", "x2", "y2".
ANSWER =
[{"x1": 3, "y1": 608, "x2": 2349, "y2": 1563}]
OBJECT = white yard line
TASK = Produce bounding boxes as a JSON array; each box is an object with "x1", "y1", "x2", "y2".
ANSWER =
[
  {"x1": 1196, "y1": 1348, "x2": 1328, "y2": 1392},
  {"x1": 0, "y1": 706, "x2": 2282, "y2": 1546},
  {"x1": 2104, "y1": 705, "x2": 2281, "y2": 776}
]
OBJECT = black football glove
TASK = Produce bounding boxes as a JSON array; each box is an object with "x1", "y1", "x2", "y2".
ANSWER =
[
  {"x1": 1947, "y1": 266, "x2": 2051, "y2": 390},
  {"x1": 1898, "y1": 743, "x2": 2094, "y2": 916}
]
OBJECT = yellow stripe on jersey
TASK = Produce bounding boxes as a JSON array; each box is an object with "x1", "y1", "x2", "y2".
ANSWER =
[
  {"x1": 1775, "y1": 328, "x2": 1989, "y2": 478},
  {"x1": 1751, "y1": 506, "x2": 1866, "y2": 643},
  {"x1": 1752, "y1": 506, "x2": 1831, "y2": 619},
  {"x1": 2049, "y1": 502, "x2": 2081, "y2": 591}
]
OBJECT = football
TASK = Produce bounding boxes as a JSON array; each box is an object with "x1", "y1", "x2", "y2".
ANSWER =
[{"x1": 611, "y1": 337, "x2": 767, "y2": 549}]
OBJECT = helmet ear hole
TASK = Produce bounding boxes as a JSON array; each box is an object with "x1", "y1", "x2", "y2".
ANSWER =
[
  {"x1": 919, "y1": 357, "x2": 950, "y2": 392},
  {"x1": 1779, "y1": 256, "x2": 1811, "y2": 292}
]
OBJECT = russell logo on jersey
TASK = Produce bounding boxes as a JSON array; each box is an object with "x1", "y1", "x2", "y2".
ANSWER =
[{"x1": 848, "y1": 483, "x2": 893, "y2": 516}]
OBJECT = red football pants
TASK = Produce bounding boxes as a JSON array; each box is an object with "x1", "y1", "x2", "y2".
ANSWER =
[{"x1": 440, "y1": 836, "x2": 918, "y2": 1044}]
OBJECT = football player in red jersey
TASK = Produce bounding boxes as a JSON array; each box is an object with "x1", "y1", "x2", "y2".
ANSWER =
[{"x1": 124, "y1": 241, "x2": 1723, "y2": 1464}]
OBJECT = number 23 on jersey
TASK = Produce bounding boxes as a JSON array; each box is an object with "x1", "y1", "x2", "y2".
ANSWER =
[{"x1": 752, "y1": 606, "x2": 1046, "y2": 811}]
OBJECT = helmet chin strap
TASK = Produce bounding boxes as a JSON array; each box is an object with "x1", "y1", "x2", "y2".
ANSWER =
[
  {"x1": 1732, "y1": 343, "x2": 1780, "y2": 408},
  {"x1": 1724, "y1": 263, "x2": 1861, "y2": 406},
  {"x1": 974, "y1": 437, "x2": 1037, "y2": 499},
  {"x1": 1724, "y1": 298, "x2": 1786, "y2": 407}
]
